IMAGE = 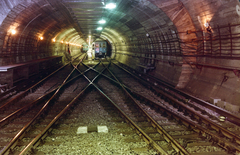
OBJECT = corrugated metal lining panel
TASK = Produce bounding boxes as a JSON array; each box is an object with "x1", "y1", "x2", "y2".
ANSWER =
[
  {"x1": 141, "y1": 6, "x2": 157, "y2": 15},
  {"x1": 7, "y1": 11, "x2": 18, "y2": 19},
  {"x1": 118, "y1": 25, "x2": 132, "y2": 33},
  {"x1": 37, "y1": 0, "x2": 48, "y2": 7},
  {"x1": 14, "y1": 4, "x2": 26, "y2": 14},
  {"x1": 151, "y1": 15, "x2": 167, "y2": 26},
  {"x1": 127, "y1": 6, "x2": 140, "y2": 18},
  {"x1": 146, "y1": 26, "x2": 162, "y2": 32},
  {"x1": 119, "y1": 15, "x2": 131, "y2": 23},
  {"x1": 107, "y1": 12, "x2": 125, "y2": 23},
  {"x1": 106, "y1": 20, "x2": 118, "y2": 28},
  {"x1": 26, "y1": 5, "x2": 41, "y2": 16},
  {"x1": 135, "y1": 11, "x2": 149, "y2": 23},
  {"x1": 125, "y1": 18, "x2": 143, "y2": 30},
  {"x1": 53, "y1": 11, "x2": 65, "y2": 22},
  {"x1": 41, "y1": 15, "x2": 54, "y2": 23},
  {"x1": 141, "y1": 19, "x2": 157, "y2": 28},
  {"x1": 68, "y1": 3, "x2": 101, "y2": 9},
  {"x1": 117, "y1": 1, "x2": 134, "y2": 14},
  {"x1": 16, "y1": 14, "x2": 30, "y2": 24}
]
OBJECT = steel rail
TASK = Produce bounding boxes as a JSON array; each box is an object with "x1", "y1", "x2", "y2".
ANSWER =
[
  {"x1": 129, "y1": 89, "x2": 240, "y2": 153},
  {"x1": 74, "y1": 61, "x2": 168, "y2": 154},
  {"x1": 0, "y1": 86, "x2": 16, "y2": 99},
  {"x1": 115, "y1": 60, "x2": 240, "y2": 126},
  {"x1": 115, "y1": 61, "x2": 240, "y2": 142},
  {"x1": 0, "y1": 90, "x2": 54, "y2": 128},
  {"x1": 0, "y1": 54, "x2": 87, "y2": 155},
  {"x1": 87, "y1": 61, "x2": 169, "y2": 154},
  {"x1": 0, "y1": 64, "x2": 91, "y2": 128},
  {"x1": 0, "y1": 53, "x2": 85, "y2": 113},
  {"x1": 90, "y1": 62, "x2": 240, "y2": 153},
  {"x1": 0, "y1": 63, "x2": 68, "y2": 112},
  {"x1": 0, "y1": 56, "x2": 65, "y2": 100},
  {"x1": 113, "y1": 60, "x2": 240, "y2": 125},
  {"x1": 20, "y1": 60, "x2": 107, "y2": 154},
  {"x1": 111, "y1": 61, "x2": 240, "y2": 153},
  {"x1": 19, "y1": 83, "x2": 91, "y2": 155},
  {"x1": 151, "y1": 86, "x2": 240, "y2": 153},
  {"x1": 0, "y1": 54, "x2": 98, "y2": 128},
  {"x1": 93, "y1": 83, "x2": 168, "y2": 155},
  {"x1": 75, "y1": 60, "x2": 240, "y2": 152},
  {"x1": 103, "y1": 61, "x2": 190, "y2": 155}
]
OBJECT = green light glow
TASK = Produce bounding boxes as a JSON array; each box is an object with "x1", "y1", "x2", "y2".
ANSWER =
[
  {"x1": 99, "y1": 19, "x2": 106, "y2": 24},
  {"x1": 105, "y1": 3, "x2": 116, "y2": 9}
]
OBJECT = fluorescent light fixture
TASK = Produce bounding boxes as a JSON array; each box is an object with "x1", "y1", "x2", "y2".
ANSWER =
[
  {"x1": 99, "y1": 19, "x2": 106, "y2": 24},
  {"x1": 105, "y1": 3, "x2": 116, "y2": 9},
  {"x1": 97, "y1": 27, "x2": 103, "y2": 30}
]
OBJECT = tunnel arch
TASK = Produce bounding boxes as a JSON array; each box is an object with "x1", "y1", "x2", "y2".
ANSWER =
[{"x1": 0, "y1": 0, "x2": 240, "y2": 106}]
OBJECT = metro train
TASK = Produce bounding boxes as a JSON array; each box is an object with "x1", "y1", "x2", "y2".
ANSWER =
[{"x1": 92, "y1": 41, "x2": 107, "y2": 58}]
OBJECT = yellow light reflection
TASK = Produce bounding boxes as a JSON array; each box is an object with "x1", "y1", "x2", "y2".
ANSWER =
[{"x1": 11, "y1": 29, "x2": 16, "y2": 35}]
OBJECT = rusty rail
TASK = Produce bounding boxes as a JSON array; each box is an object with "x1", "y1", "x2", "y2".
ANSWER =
[
  {"x1": 104, "y1": 61, "x2": 189, "y2": 155},
  {"x1": 0, "y1": 53, "x2": 86, "y2": 155},
  {"x1": 112, "y1": 61, "x2": 240, "y2": 153}
]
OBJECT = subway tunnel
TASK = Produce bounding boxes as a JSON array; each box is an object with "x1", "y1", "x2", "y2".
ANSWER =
[
  {"x1": 1, "y1": 0, "x2": 239, "y2": 106},
  {"x1": 1, "y1": 0, "x2": 240, "y2": 110},
  {"x1": 1, "y1": 0, "x2": 240, "y2": 154}
]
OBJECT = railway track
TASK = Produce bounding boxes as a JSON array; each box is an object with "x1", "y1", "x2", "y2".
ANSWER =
[
  {"x1": 116, "y1": 61, "x2": 240, "y2": 125},
  {"x1": 0, "y1": 54, "x2": 87, "y2": 154},
  {"x1": 0, "y1": 58, "x2": 239, "y2": 154},
  {"x1": 109, "y1": 60, "x2": 240, "y2": 154},
  {"x1": 0, "y1": 58, "x2": 63, "y2": 104},
  {"x1": 79, "y1": 59, "x2": 239, "y2": 154}
]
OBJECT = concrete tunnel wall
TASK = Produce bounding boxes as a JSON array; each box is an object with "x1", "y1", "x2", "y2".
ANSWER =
[{"x1": 0, "y1": 0, "x2": 240, "y2": 108}]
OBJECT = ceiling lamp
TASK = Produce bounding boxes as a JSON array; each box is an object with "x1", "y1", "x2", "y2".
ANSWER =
[
  {"x1": 105, "y1": 3, "x2": 116, "y2": 9},
  {"x1": 11, "y1": 29, "x2": 16, "y2": 35},
  {"x1": 52, "y1": 38, "x2": 56, "y2": 42},
  {"x1": 204, "y1": 21, "x2": 212, "y2": 33},
  {"x1": 97, "y1": 27, "x2": 103, "y2": 30},
  {"x1": 39, "y1": 36, "x2": 43, "y2": 40},
  {"x1": 99, "y1": 19, "x2": 106, "y2": 24}
]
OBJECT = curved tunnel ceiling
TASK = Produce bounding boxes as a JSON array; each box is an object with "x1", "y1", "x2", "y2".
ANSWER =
[
  {"x1": 1, "y1": 0, "x2": 239, "y2": 63},
  {"x1": 0, "y1": 0, "x2": 180, "y2": 48},
  {"x1": 1, "y1": 0, "x2": 240, "y2": 104}
]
